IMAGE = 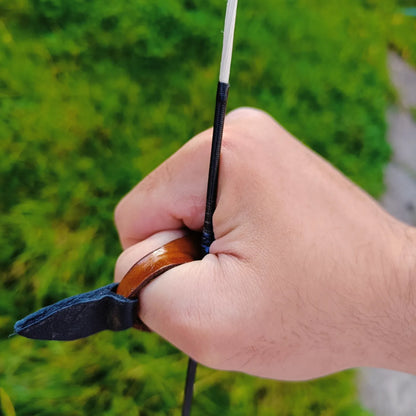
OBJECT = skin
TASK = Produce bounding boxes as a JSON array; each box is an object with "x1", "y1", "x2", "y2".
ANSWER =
[{"x1": 114, "y1": 107, "x2": 416, "y2": 381}]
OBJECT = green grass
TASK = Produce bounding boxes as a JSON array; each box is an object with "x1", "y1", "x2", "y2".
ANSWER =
[
  {"x1": 1, "y1": 333, "x2": 373, "y2": 416},
  {"x1": 0, "y1": 0, "x2": 409, "y2": 414}
]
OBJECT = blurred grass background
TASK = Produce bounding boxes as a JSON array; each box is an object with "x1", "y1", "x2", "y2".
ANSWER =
[{"x1": 1, "y1": 0, "x2": 415, "y2": 414}]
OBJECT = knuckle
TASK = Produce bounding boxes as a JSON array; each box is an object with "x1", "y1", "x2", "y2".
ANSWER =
[
  {"x1": 186, "y1": 129, "x2": 214, "y2": 157},
  {"x1": 114, "y1": 197, "x2": 125, "y2": 230},
  {"x1": 228, "y1": 106, "x2": 273, "y2": 124}
]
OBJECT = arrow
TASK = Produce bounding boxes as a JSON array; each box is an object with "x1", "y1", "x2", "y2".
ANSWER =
[{"x1": 182, "y1": 1, "x2": 239, "y2": 415}]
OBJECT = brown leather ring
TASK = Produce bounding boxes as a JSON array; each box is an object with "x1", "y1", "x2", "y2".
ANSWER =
[{"x1": 116, "y1": 233, "x2": 202, "y2": 331}]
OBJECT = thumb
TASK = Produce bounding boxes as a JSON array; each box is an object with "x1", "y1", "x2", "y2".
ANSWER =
[{"x1": 114, "y1": 230, "x2": 230, "y2": 368}]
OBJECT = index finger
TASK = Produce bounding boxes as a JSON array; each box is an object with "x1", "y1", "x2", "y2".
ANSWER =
[{"x1": 114, "y1": 130, "x2": 212, "y2": 249}]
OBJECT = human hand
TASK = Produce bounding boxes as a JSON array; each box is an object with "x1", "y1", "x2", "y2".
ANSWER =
[{"x1": 114, "y1": 108, "x2": 416, "y2": 381}]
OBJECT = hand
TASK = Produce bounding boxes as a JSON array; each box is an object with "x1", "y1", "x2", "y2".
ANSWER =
[{"x1": 114, "y1": 108, "x2": 416, "y2": 381}]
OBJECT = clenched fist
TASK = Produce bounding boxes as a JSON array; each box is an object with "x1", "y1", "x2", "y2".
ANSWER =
[{"x1": 114, "y1": 108, "x2": 416, "y2": 381}]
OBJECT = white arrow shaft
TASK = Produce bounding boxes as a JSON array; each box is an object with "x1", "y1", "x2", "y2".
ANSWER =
[{"x1": 219, "y1": 0, "x2": 238, "y2": 84}]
